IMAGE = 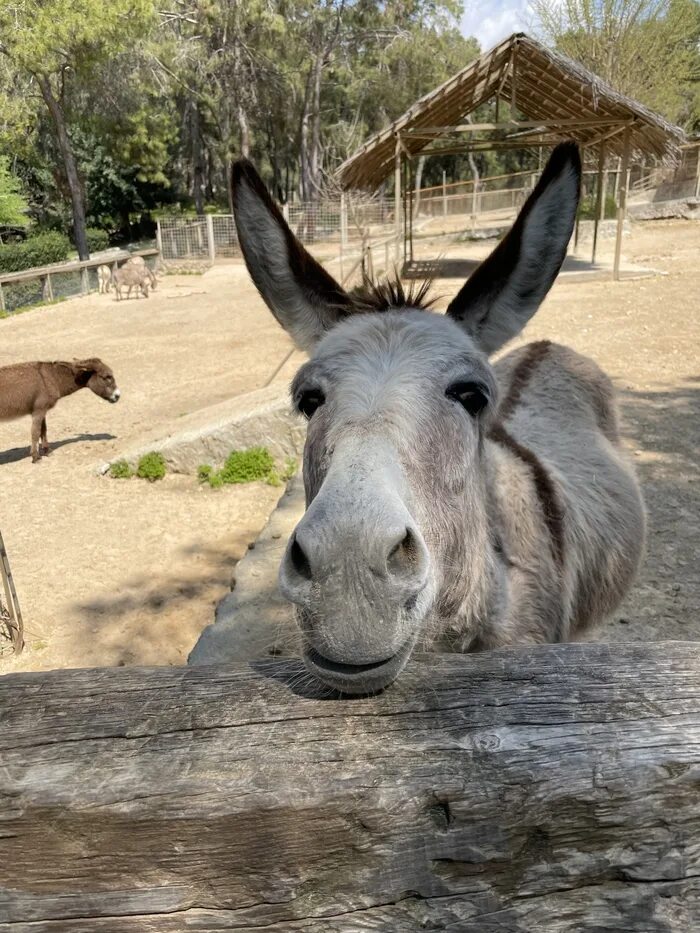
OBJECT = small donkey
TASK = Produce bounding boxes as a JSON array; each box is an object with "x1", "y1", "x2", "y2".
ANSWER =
[
  {"x1": 0, "y1": 358, "x2": 120, "y2": 462},
  {"x1": 232, "y1": 143, "x2": 645, "y2": 694}
]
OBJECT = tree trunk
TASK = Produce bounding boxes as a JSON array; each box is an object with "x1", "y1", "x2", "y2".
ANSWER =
[
  {"x1": 36, "y1": 73, "x2": 89, "y2": 260},
  {"x1": 413, "y1": 154, "x2": 426, "y2": 217},
  {"x1": 299, "y1": 54, "x2": 324, "y2": 203},
  {"x1": 237, "y1": 101, "x2": 251, "y2": 159},
  {"x1": 190, "y1": 100, "x2": 205, "y2": 215},
  {"x1": 2, "y1": 642, "x2": 700, "y2": 930}
]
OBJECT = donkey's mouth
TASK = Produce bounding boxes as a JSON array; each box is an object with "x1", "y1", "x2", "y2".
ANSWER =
[{"x1": 303, "y1": 636, "x2": 415, "y2": 696}]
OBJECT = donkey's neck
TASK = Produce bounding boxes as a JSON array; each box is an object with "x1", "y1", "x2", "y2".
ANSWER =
[{"x1": 47, "y1": 362, "x2": 85, "y2": 399}]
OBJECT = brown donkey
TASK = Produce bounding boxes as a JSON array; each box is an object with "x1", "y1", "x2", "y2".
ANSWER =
[{"x1": 0, "y1": 359, "x2": 120, "y2": 462}]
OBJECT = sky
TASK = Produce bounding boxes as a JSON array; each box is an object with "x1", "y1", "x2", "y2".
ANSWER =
[{"x1": 460, "y1": 1, "x2": 536, "y2": 51}]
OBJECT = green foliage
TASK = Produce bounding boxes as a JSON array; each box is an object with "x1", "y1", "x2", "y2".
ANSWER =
[
  {"x1": 533, "y1": 0, "x2": 700, "y2": 131},
  {"x1": 136, "y1": 451, "x2": 167, "y2": 482},
  {"x1": 578, "y1": 193, "x2": 618, "y2": 220},
  {"x1": 84, "y1": 227, "x2": 110, "y2": 252},
  {"x1": 0, "y1": 157, "x2": 29, "y2": 227},
  {"x1": 198, "y1": 447, "x2": 293, "y2": 488},
  {"x1": 0, "y1": 231, "x2": 70, "y2": 273},
  {"x1": 109, "y1": 459, "x2": 133, "y2": 479},
  {"x1": 220, "y1": 447, "x2": 275, "y2": 484}
]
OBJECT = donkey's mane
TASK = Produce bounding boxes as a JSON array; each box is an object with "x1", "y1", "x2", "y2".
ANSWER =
[{"x1": 345, "y1": 275, "x2": 435, "y2": 314}]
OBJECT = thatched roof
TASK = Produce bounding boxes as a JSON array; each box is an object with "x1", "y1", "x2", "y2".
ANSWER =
[{"x1": 337, "y1": 33, "x2": 685, "y2": 191}]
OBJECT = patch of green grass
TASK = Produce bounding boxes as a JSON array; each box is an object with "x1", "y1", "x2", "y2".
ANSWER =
[
  {"x1": 198, "y1": 448, "x2": 297, "y2": 489},
  {"x1": 220, "y1": 446, "x2": 275, "y2": 484},
  {"x1": 109, "y1": 459, "x2": 134, "y2": 479},
  {"x1": 136, "y1": 451, "x2": 167, "y2": 482}
]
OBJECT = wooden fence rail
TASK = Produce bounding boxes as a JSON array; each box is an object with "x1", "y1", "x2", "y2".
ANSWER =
[
  {"x1": 0, "y1": 248, "x2": 159, "y2": 313},
  {"x1": 1, "y1": 641, "x2": 699, "y2": 931}
]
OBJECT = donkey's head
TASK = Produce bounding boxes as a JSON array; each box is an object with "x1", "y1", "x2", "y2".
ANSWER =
[
  {"x1": 233, "y1": 144, "x2": 580, "y2": 694},
  {"x1": 73, "y1": 358, "x2": 121, "y2": 403}
]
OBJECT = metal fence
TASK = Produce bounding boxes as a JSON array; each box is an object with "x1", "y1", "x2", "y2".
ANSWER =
[{"x1": 157, "y1": 198, "x2": 396, "y2": 263}]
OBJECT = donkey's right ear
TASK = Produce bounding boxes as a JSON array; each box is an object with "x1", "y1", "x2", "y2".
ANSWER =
[{"x1": 232, "y1": 160, "x2": 352, "y2": 352}]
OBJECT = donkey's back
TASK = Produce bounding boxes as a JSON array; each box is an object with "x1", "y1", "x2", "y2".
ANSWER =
[{"x1": 495, "y1": 339, "x2": 645, "y2": 638}]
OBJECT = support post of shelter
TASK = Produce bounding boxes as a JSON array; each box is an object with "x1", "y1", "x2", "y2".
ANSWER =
[
  {"x1": 394, "y1": 136, "x2": 401, "y2": 266},
  {"x1": 591, "y1": 140, "x2": 606, "y2": 265},
  {"x1": 613, "y1": 127, "x2": 631, "y2": 282},
  {"x1": 206, "y1": 214, "x2": 216, "y2": 264}
]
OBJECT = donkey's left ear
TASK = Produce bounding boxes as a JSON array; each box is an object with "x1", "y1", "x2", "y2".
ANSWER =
[
  {"x1": 446, "y1": 143, "x2": 581, "y2": 355},
  {"x1": 232, "y1": 160, "x2": 352, "y2": 352}
]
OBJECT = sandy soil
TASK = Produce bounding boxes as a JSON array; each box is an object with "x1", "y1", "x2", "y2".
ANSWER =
[
  {"x1": 1, "y1": 220, "x2": 698, "y2": 672},
  {"x1": 0, "y1": 266, "x2": 303, "y2": 671}
]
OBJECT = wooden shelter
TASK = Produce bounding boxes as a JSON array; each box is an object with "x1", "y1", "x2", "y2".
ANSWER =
[{"x1": 336, "y1": 33, "x2": 685, "y2": 279}]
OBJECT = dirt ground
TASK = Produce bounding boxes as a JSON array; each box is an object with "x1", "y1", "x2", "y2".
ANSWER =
[
  {"x1": 1, "y1": 219, "x2": 698, "y2": 672},
  {"x1": 0, "y1": 266, "x2": 304, "y2": 671}
]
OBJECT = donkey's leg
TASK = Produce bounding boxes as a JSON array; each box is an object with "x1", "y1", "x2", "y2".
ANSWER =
[
  {"x1": 31, "y1": 411, "x2": 44, "y2": 463},
  {"x1": 40, "y1": 416, "x2": 50, "y2": 456}
]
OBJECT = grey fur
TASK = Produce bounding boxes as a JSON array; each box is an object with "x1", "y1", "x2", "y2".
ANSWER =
[{"x1": 232, "y1": 146, "x2": 645, "y2": 695}]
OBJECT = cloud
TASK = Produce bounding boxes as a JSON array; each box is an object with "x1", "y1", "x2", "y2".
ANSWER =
[{"x1": 461, "y1": 1, "x2": 536, "y2": 51}]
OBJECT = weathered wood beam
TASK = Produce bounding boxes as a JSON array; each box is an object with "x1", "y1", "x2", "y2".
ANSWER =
[
  {"x1": 1, "y1": 643, "x2": 699, "y2": 931},
  {"x1": 402, "y1": 117, "x2": 625, "y2": 137}
]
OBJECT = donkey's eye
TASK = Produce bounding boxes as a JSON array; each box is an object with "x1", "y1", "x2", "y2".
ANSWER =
[
  {"x1": 446, "y1": 381, "x2": 489, "y2": 417},
  {"x1": 297, "y1": 389, "x2": 325, "y2": 419}
]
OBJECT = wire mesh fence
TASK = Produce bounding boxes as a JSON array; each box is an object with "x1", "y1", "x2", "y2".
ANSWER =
[
  {"x1": 157, "y1": 198, "x2": 396, "y2": 262},
  {"x1": 0, "y1": 251, "x2": 159, "y2": 315}
]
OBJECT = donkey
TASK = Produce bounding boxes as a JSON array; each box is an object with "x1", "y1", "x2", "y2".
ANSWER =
[
  {"x1": 125, "y1": 256, "x2": 157, "y2": 291},
  {"x1": 112, "y1": 262, "x2": 150, "y2": 300},
  {"x1": 97, "y1": 265, "x2": 112, "y2": 294},
  {"x1": 232, "y1": 143, "x2": 645, "y2": 695},
  {"x1": 0, "y1": 358, "x2": 120, "y2": 462}
]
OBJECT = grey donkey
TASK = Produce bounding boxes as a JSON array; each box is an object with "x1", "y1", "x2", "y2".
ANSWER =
[{"x1": 231, "y1": 143, "x2": 645, "y2": 695}]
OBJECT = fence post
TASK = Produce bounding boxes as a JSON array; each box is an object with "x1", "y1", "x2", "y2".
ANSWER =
[
  {"x1": 42, "y1": 274, "x2": 54, "y2": 302},
  {"x1": 206, "y1": 214, "x2": 216, "y2": 263},
  {"x1": 442, "y1": 171, "x2": 447, "y2": 217},
  {"x1": 339, "y1": 193, "x2": 348, "y2": 281},
  {"x1": 156, "y1": 221, "x2": 163, "y2": 259},
  {"x1": 81, "y1": 267, "x2": 89, "y2": 295},
  {"x1": 0, "y1": 283, "x2": 5, "y2": 314}
]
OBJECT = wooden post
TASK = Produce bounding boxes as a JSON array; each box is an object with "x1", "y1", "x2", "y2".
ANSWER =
[
  {"x1": 339, "y1": 192, "x2": 347, "y2": 281},
  {"x1": 0, "y1": 283, "x2": 5, "y2": 313},
  {"x1": 42, "y1": 273, "x2": 54, "y2": 303},
  {"x1": 442, "y1": 170, "x2": 447, "y2": 217},
  {"x1": 613, "y1": 128, "x2": 631, "y2": 281},
  {"x1": 394, "y1": 135, "x2": 401, "y2": 266},
  {"x1": 80, "y1": 267, "x2": 89, "y2": 295},
  {"x1": 206, "y1": 214, "x2": 216, "y2": 263},
  {"x1": 2, "y1": 643, "x2": 700, "y2": 928},
  {"x1": 591, "y1": 141, "x2": 606, "y2": 265},
  {"x1": 0, "y1": 529, "x2": 24, "y2": 654},
  {"x1": 694, "y1": 146, "x2": 700, "y2": 198},
  {"x1": 155, "y1": 220, "x2": 163, "y2": 259}
]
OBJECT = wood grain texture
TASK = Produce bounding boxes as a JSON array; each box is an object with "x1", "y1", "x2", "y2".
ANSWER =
[{"x1": 1, "y1": 642, "x2": 699, "y2": 932}]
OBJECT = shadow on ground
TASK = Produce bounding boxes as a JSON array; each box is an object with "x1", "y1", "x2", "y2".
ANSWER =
[
  {"x1": 61, "y1": 540, "x2": 259, "y2": 667},
  {"x1": 0, "y1": 433, "x2": 116, "y2": 466}
]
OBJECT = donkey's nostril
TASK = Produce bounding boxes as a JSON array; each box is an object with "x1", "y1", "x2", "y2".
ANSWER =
[
  {"x1": 290, "y1": 535, "x2": 313, "y2": 581},
  {"x1": 387, "y1": 528, "x2": 419, "y2": 575}
]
